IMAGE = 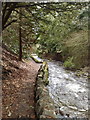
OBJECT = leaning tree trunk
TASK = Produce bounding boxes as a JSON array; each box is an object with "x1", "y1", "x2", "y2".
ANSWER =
[{"x1": 19, "y1": 8, "x2": 22, "y2": 61}]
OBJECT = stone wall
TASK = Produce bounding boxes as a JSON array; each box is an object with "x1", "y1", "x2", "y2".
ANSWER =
[{"x1": 35, "y1": 61, "x2": 56, "y2": 119}]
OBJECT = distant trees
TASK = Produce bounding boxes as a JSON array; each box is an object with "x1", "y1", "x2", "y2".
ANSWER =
[{"x1": 36, "y1": 3, "x2": 88, "y2": 58}]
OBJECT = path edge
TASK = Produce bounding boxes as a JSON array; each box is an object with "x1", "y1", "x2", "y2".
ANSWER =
[{"x1": 35, "y1": 61, "x2": 57, "y2": 119}]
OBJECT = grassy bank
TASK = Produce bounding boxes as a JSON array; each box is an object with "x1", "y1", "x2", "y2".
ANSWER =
[{"x1": 64, "y1": 30, "x2": 88, "y2": 69}]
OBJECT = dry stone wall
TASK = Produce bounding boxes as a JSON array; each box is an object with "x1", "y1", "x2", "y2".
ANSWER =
[{"x1": 35, "y1": 61, "x2": 56, "y2": 119}]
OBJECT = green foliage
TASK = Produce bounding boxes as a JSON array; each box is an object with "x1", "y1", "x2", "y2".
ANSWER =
[
  {"x1": 37, "y1": 8, "x2": 81, "y2": 56},
  {"x1": 64, "y1": 57, "x2": 75, "y2": 69},
  {"x1": 36, "y1": 4, "x2": 88, "y2": 70},
  {"x1": 3, "y1": 2, "x2": 88, "y2": 64}
]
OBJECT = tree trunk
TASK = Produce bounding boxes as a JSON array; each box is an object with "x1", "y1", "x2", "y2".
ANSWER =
[{"x1": 19, "y1": 8, "x2": 22, "y2": 61}]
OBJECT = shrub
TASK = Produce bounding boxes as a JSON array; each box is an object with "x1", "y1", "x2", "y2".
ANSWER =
[{"x1": 64, "y1": 57, "x2": 75, "y2": 70}]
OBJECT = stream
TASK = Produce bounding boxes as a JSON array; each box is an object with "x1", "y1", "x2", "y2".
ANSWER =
[{"x1": 47, "y1": 61, "x2": 88, "y2": 118}]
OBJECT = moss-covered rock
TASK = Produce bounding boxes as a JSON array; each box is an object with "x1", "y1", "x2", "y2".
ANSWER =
[{"x1": 30, "y1": 54, "x2": 43, "y2": 63}]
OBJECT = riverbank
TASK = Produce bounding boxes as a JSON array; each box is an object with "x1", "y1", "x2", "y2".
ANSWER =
[
  {"x1": 42, "y1": 57, "x2": 89, "y2": 78},
  {"x1": 37, "y1": 30, "x2": 88, "y2": 70}
]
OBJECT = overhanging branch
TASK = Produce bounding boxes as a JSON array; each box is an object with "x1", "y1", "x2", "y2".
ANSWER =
[{"x1": 3, "y1": 19, "x2": 17, "y2": 30}]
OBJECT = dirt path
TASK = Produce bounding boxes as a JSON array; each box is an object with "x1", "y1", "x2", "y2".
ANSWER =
[{"x1": 2, "y1": 55, "x2": 41, "y2": 119}]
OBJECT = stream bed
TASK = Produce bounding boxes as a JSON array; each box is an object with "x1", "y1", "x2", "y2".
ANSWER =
[{"x1": 47, "y1": 61, "x2": 88, "y2": 118}]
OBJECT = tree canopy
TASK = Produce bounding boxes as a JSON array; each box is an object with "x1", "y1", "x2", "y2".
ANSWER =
[
  {"x1": 2, "y1": 2, "x2": 88, "y2": 61},
  {"x1": 2, "y1": 2, "x2": 88, "y2": 30}
]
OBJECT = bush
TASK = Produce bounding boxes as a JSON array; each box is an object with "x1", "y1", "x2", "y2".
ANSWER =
[{"x1": 64, "y1": 57, "x2": 75, "y2": 70}]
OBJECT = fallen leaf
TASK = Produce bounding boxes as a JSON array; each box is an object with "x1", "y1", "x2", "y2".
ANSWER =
[{"x1": 8, "y1": 111, "x2": 11, "y2": 117}]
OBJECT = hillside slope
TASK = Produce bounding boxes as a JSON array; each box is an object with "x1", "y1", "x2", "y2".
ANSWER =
[
  {"x1": 2, "y1": 45, "x2": 40, "y2": 118},
  {"x1": 65, "y1": 30, "x2": 88, "y2": 69}
]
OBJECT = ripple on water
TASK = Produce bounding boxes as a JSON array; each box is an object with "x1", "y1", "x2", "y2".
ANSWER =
[
  {"x1": 66, "y1": 83, "x2": 86, "y2": 92},
  {"x1": 47, "y1": 61, "x2": 88, "y2": 118}
]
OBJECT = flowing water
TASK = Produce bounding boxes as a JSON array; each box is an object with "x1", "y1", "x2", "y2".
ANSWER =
[{"x1": 47, "y1": 61, "x2": 88, "y2": 118}]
